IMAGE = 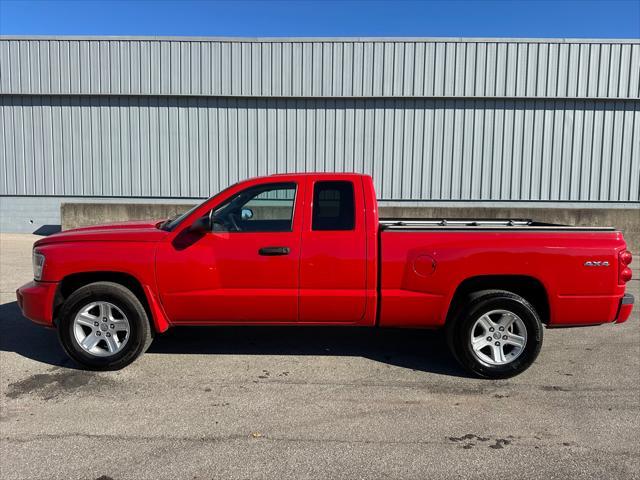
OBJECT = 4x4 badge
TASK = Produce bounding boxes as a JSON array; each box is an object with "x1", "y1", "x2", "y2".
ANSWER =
[{"x1": 584, "y1": 261, "x2": 610, "y2": 267}]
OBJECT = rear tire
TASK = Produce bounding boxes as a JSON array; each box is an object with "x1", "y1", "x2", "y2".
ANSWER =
[
  {"x1": 446, "y1": 290, "x2": 543, "y2": 379},
  {"x1": 57, "y1": 281, "x2": 153, "y2": 370}
]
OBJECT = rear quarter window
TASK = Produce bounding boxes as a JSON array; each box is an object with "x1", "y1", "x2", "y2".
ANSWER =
[{"x1": 312, "y1": 181, "x2": 355, "y2": 231}]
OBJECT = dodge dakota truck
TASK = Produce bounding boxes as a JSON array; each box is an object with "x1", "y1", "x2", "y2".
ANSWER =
[{"x1": 17, "y1": 173, "x2": 634, "y2": 378}]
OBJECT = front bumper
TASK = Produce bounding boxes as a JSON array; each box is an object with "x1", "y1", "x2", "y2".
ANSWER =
[
  {"x1": 16, "y1": 281, "x2": 58, "y2": 328},
  {"x1": 615, "y1": 293, "x2": 635, "y2": 324}
]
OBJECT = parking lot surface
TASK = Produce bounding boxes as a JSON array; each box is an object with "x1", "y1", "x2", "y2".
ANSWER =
[{"x1": 1, "y1": 233, "x2": 639, "y2": 480}]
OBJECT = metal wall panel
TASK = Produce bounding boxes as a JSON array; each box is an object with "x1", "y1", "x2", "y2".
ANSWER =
[
  {"x1": 2, "y1": 38, "x2": 639, "y2": 98},
  {"x1": 2, "y1": 95, "x2": 638, "y2": 201},
  {"x1": 1, "y1": 37, "x2": 639, "y2": 206}
]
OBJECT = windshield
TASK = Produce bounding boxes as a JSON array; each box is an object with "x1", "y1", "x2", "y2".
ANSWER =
[{"x1": 159, "y1": 182, "x2": 239, "y2": 231}]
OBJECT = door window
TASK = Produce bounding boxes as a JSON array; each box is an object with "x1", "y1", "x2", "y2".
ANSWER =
[
  {"x1": 211, "y1": 183, "x2": 296, "y2": 232},
  {"x1": 312, "y1": 181, "x2": 355, "y2": 231}
]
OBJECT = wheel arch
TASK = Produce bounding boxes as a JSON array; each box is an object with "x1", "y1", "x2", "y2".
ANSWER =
[
  {"x1": 446, "y1": 275, "x2": 550, "y2": 325},
  {"x1": 55, "y1": 271, "x2": 169, "y2": 333}
]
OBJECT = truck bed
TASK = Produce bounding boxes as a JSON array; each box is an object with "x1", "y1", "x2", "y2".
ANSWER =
[
  {"x1": 379, "y1": 218, "x2": 616, "y2": 231},
  {"x1": 377, "y1": 219, "x2": 625, "y2": 329}
]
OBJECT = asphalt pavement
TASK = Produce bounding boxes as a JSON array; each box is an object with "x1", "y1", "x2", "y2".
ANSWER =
[{"x1": 1, "y1": 233, "x2": 638, "y2": 480}]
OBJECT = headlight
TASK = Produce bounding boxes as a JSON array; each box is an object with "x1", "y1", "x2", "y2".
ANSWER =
[{"x1": 33, "y1": 251, "x2": 45, "y2": 280}]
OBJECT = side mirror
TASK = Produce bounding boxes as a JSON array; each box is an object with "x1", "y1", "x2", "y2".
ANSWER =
[
  {"x1": 189, "y1": 215, "x2": 211, "y2": 233},
  {"x1": 241, "y1": 208, "x2": 254, "y2": 220}
]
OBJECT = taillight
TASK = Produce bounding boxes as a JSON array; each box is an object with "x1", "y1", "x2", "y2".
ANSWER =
[
  {"x1": 620, "y1": 250, "x2": 632, "y2": 266},
  {"x1": 619, "y1": 250, "x2": 633, "y2": 284}
]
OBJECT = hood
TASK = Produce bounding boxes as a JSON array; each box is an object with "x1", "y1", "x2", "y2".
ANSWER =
[{"x1": 34, "y1": 220, "x2": 168, "y2": 247}]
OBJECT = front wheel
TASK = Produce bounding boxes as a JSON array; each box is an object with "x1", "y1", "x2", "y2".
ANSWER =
[
  {"x1": 447, "y1": 290, "x2": 543, "y2": 379},
  {"x1": 57, "y1": 281, "x2": 153, "y2": 370}
]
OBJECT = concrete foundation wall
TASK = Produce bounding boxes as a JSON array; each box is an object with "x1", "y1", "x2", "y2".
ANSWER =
[
  {"x1": 381, "y1": 205, "x2": 640, "y2": 253},
  {"x1": 61, "y1": 202, "x2": 193, "y2": 231},
  {"x1": 59, "y1": 201, "x2": 640, "y2": 253},
  {"x1": 0, "y1": 196, "x2": 197, "y2": 234}
]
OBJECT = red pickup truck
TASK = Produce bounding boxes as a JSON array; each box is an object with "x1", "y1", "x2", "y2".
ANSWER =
[{"x1": 17, "y1": 173, "x2": 634, "y2": 378}]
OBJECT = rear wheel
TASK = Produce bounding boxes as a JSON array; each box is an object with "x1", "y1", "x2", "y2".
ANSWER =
[
  {"x1": 57, "y1": 281, "x2": 153, "y2": 370},
  {"x1": 447, "y1": 290, "x2": 543, "y2": 378}
]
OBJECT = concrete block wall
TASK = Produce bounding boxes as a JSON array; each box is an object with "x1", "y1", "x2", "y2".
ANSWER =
[
  {"x1": 58, "y1": 201, "x2": 640, "y2": 311},
  {"x1": 60, "y1": 201, "x2": 640, "y2": 254}
]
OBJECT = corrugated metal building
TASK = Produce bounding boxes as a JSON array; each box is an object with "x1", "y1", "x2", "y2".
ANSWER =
[{"x1": 1, "y1": 36, "x2": 639, "y2": 232}]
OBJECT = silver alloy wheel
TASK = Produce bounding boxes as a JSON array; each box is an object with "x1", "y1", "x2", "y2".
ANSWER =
[
  {"x1": 469, "y1": 309, "x2": 527, "y2": 366},
  {"x1": 73, "y1": 301, "x2": 130, "y2": 357}
]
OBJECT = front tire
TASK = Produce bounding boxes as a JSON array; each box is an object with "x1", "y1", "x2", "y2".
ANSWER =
[
  {"x1": 57, "y1": 282, "x2": 153, "y2": 370},
  {"x1": 447, "y1": 290, "x2": 543, "y2": 379}
]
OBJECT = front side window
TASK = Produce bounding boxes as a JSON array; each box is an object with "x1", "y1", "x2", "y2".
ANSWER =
[
  {"x1": 312, "y1": 181, "x2": 355, "y2": 231},
  {"x1": 211, "y1": 183, "x2": 296, "y2": 232}
]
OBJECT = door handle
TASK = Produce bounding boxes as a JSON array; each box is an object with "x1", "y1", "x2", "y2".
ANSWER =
[{"x1": 258, "y1": 246, "x2": 290, "y2": 256}]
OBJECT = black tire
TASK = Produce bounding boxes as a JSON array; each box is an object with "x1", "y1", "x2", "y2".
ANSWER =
[
  {"x1": 57, "y1": 281, "x2": 153, "y2": 370},
  {"x1": 446, "y1": 289, "x2": 543, "y2": 379}
]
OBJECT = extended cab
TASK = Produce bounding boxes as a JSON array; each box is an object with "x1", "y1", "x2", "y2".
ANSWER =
[{"x1": 17, "y1": 173, "x2": 635, "y2": 378}]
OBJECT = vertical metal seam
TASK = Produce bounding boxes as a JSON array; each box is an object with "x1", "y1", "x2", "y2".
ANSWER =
[
  {"x1": 498, "y1": 98, "x2": 505, "y2": 198},
  {"x1": 148, "y1": 96, "x2": 153, "y2": 195},
  {"x1": 56, "y1": 96, "x2": 66, "y2": 194},
  {"x1": 399, "y1": 100, "x2": 406, "y2": 196},
  {"x1": 472, "y1": 42, "x2": 478, "y2": 97},
  {"x1": 453, "y1": 98, "x2": 459, "y2": 198},
  {"x1": 517, "y1": 99, "x2": 526, "y2": 200},
  {"x1": 2, "y1": 102, "x2": 7, "y2": 193},
  {"x1": 248, "y1": 42, "x2": 252, "y2": 96},
  {"x1": 569, "y1": 99, "x2": 577, "y2": 199},
  {"x1": 489, "y1": 99, "x2": 496, "y2": 198},
  {"x1": 585, "y1": 43, "x2": 591, "y2": 97},
  {"x1": 586, "y1": 100, "x2": 595, "y2": 199},
  {"x1": 628, "y1": 101, "x2": 637, "y2": 200},
  {"x1": 15, "y1": 41, "x2": 22, "y2": 91},
  {"x1": 546, "y1": 101, "x2": 554, "y2": 198},
  {"x1": 616, "y1": 100, "x2": 624, "y2": 200},
  {"x1": 6, "y1": 41, "x2": 12, "y2": 95},
  {"x1": 531, "y1": 52, "x2": 541, "y2": 198},
  {"x1": 30, "y1": 95, "x2": 36, "y2": 194},
  {"x1": 38, "y1": 41, "x2": 43, "y2": 93},
  {"x1": 608, "y1": 100, "x2": 617, "y2": 200},
  {"x1": 431, "y1": 98, "x2": 438, "y2": 198},
  {"x1": 399, "y1": 42, "x2": 404, "y2": 96},
  {"x1": 124, "y1": 96, "x2": 129, "y2": 194},
  {"x1": 597, "y1": 100, "x2": 606, "y2": 200},
  {"x1": 175, "y1": 95, "x2": 180, "y2": 194},
  {"x1": 493, "y1": 42, "x2": 498, "y2": 97},
  {"x1": 67, "y1": 95, "x2": 73, "y2": 195},
  {"x1": 217, "y1": 99, "x2": 222, "y2": 187},
  {"x1": 411, "y1": 41, "x2": 417, "y2": 96},
  {"x1": 138, "y1": 94, "x2": 143, "y2": 193},
  {"x1": 577, "y1": 99, "x2": 588, "y2": 199},
  {"x1": 559, "y1": 99, "x2": 567, "y2": 201},
  {"x1": 544, "y1": 43, "x2": 550, "y2": 96},
  {"x1": 593, "y1": 44, "x2": 600, "y2": 98},
  {"x1": 26, "y1": 41, "x2": 32, "y2": 93},
  {"x1": 314, "y1": 98, "x2": 319, "y2": 171},
  {"x1": 624, "y1": 45, "x2": 633, "y2": 98},
  {"x1": 290, "y1": 41, "x2": 294, "y2": 97},
  {"x1": 409, "y1": 100, "x2": 416, "y2": 197},
  {"x1": 431, "y1": 42, "x2": 436, "y2": 97},
  {"x1": 86, "y1": 97, "x2": 92, "y2": 195},
  {"x1": 606, "y1": 43, "x2": 612, "y2": 98},
  {"x1": 47, "y1": 41, "x2": 52, "y2": 100},
  {"x1": 377, "y1": 100, "x2": 383, "y2": 195},
  {"x1": 437, "y1": 100, "x2": 443, "y2": 197},
  {"x1": 419, "y1": 99, "x2": 428, "y2": 198},
  {"x1": 19, "y1": 95, "x2": 26, "y2": 193},
  {"x1": 469, "y1": 99, "x2": 476, "y2": 199},
  {"x1": 616, "y1": 43, "x2": 624, "y2": 98}
]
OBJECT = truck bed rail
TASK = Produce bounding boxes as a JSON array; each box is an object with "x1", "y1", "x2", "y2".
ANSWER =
[{"x1": 379, "y1": 218, "x2": 616, "y2": 231}]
